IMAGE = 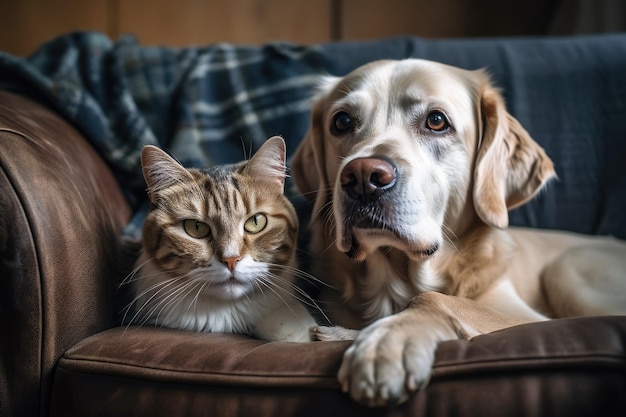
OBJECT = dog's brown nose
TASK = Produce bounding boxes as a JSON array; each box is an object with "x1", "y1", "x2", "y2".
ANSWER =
[{"x1": 340, "y1": 157, "x2": 397, "y2": 202}]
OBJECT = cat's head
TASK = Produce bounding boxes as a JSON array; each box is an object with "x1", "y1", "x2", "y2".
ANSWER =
[{"x1": 139, "y1": 136, "x2": 298, "y2": 301}]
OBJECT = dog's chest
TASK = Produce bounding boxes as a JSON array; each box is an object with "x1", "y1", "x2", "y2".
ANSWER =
[{"x1": 355, "y1": 250, "x2": 444, "y2": 322}]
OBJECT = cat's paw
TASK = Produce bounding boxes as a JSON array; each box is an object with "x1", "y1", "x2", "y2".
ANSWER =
[{"x1": 310, "y1": 325, "x2": 359, "y2": 341}]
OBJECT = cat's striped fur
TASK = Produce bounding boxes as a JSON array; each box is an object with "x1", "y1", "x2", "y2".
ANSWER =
[{"x1": 124, "y1": 137, "x2": 317, "y2": 342}]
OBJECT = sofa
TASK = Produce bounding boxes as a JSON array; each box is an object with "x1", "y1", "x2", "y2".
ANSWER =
[{"x1": 1, "y1": 32, "x2": 625, "y2": 417}]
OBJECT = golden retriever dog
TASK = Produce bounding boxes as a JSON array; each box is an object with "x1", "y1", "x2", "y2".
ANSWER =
[{"x1": 291, "y1": 59, "x2": 626, "y2": 407}]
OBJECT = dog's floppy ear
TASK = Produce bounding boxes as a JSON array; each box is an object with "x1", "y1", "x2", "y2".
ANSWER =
[
  {"x1": 291, "y1": 76, "x2": 338, "y2": 203},
  {"x1": 473, "y1": 81, "x2": 555, "y2": 229}
]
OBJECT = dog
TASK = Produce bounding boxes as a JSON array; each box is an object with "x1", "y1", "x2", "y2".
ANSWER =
[{"x1": 291, "y1": 59, "x2": 626, "y2": 407}]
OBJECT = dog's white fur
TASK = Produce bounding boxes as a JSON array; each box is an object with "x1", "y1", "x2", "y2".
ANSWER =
[{"x1": 292, "y1": 59, "x2": 626, "y2": 406}]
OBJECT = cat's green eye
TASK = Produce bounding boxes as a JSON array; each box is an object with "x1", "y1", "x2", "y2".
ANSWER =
[
  {"x1": 244, "y1": 213, "x2": 267, "y2": 234},
  {"x1": 183, "y1": 219, "x2": 211, "y2": 239}
]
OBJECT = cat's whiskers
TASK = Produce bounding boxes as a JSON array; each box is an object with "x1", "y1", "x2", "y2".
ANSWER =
[
  {"x1": 311, "y1": 192, "x2": 334, "y2": 221},
  {"x1": 150, "y1": 277, "x2": 206, "y2": 326},
  {"x1": 250, "y1": 280, "x2": 266, "y2": 303},
  {"x1": 121, "y1": 273, "x2": 174, "y2": 326},
  {"x1": 299, "y1": 186, "x2": 332, "y2": 204},
  {"x1": 254, "y1": 276, "x2": 298, "y2": 317},
  {"x1": 118, "y1": 256, "x2": 154, "y2": 287},
  {"x1": 142, "y1": 266, "x2": 225, "y2": 326},
  {"x1": 267, "y1": 262, "x2": 336, "y2": 289},
  {"x1": 189, "y1": 280, "x2": 210, "y2": 315},
  {"x1": 261, "y1": 271, "x2": 331, "y2": 324},
  {"x1": 123, "y1": 274, "x2": 191, "y2": 328},
  {"x1": 315, "y1": 200, "x2": 338, "y2": 254}
]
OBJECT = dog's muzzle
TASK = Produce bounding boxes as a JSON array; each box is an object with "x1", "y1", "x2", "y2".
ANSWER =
[
  {"x1": 339, "y1": 157, "x2": 397, "y2": 258},
  {"x1": 340, "y1": 157, "x2": 397, "y2": 203},
  {"x1": 338, "y1": 157, "x2": 440, "y2": 260}
]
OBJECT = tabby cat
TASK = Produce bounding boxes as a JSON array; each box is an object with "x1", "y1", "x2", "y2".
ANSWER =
[{"x1": 124, "y1": 136, "x2": 317, "y2": 342}]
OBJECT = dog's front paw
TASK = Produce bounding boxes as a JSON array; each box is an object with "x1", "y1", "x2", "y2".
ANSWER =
[
  {"x1": 310, "y1": 325, "x2": 359, "y2": 341},
  {"x1": 338, "y1": 312, "x2": 457, "y2": 407}
]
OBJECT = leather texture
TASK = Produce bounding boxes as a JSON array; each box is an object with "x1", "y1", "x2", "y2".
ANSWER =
[
  {"x1": 48, "y1": 318, "x2": 626, "y2": 416},
  {"x1": 0, "y1": 91, "x2": 131, "y2": 417}
]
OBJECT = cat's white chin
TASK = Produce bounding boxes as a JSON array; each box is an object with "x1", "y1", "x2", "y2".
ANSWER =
[{"x1": 209, "y1": 279, "x2": 254, "y2": 300}]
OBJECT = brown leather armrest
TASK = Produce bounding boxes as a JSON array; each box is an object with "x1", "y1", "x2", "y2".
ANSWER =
[{"x1": 0, "y1": 91, "x2": 131, "y2": 417}]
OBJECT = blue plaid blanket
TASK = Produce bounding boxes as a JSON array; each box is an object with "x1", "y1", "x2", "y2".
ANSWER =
[{"x1": 0, "y1": 32, "x2": 330, "y2": 206}]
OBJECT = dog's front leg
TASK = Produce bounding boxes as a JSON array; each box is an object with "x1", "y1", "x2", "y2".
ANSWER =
[
  {"x1": 337, "y1": 303, "x2": 458, "y2": 406},
  {"x1": 338, "y1": 291, "x2": 528, "y2": 406}
]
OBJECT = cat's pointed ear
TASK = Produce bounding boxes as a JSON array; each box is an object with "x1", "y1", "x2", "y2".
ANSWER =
[
  {"x1": 141, "y1": 145, "x2": 193, "y2": 204},
  {"x1": 245, "y1": 136, "x2": 288, "y2": 193}
]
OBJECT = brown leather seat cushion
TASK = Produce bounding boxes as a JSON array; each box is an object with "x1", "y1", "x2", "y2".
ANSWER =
[{"x1": 50, "y1": 317, "x2": 626, "y2": 416}]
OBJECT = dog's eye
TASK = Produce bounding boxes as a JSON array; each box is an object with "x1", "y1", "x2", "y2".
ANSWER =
[
  {"x1": 426, "y1": 111, "x2": 449, "y2": 132},
  {"x1": 331, "y1": 111, "x2": 354, "y2": 135}
]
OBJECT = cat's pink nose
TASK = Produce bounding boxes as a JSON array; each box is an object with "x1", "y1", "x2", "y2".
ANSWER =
[{"x1": 222, "y1": 256, "x2": 240, "y2": 271}]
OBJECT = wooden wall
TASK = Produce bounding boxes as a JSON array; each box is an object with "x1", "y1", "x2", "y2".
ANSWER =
[{"x1": 0, "y1": 0, "x2": 565, "y2": 57}]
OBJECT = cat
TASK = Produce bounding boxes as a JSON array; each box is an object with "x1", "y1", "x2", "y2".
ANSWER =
[{"x1": 122, "y1": 136, "x2": 318, "y2": 342}]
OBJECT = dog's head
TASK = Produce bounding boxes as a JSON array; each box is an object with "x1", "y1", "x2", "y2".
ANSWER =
[{"x1": 292, "y1": 59, "x2": 555, "y2": 261}]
